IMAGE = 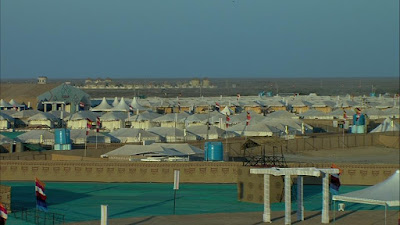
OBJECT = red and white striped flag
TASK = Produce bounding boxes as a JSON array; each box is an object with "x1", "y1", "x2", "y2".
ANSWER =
[
  {"x1": 246, "y1": 111, "x2": 251, "y2": 126},
  {"x1": 226, "y1": 115, "x2": 230, "y2": 128},
  {"x1": 0, "y1": 203, "x2": 7, "y2": 222},
  {"x1": 236, "y1": 93, "x2": 240, "y2": 101},
  {"x1": 86, "y1": 118, "x2": 93, "y2": 136},
  {"x1": 96, "y1": 117, "x2": 101, "y2": 133}
]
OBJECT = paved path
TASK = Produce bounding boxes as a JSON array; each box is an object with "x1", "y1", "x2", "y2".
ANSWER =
[{"x1": 69, "y1": 210, "x2": 399, "y2": 225}]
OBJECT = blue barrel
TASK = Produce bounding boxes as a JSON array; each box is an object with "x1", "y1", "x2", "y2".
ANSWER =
[
  {"x1": 204, "y1": 142, "x2": 224, "y2": 161},
  {"x1": 54, "y1": 129, "x2": 71, "y2": 144}
]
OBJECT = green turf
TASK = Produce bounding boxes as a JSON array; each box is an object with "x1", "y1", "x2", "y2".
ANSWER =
[
  {"x1": 1, "y1": 181, "x2": 397, "y2": 224},
  {"x1": 0, "y1": 131, "x2": 25, "y2": 139}
]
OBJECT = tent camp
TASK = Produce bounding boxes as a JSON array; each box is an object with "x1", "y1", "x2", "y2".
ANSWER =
[
  {"x1": 28, "y1": 112, "x2": 58, "y2": 128},
  {"x1": 332, "y1": 170, "x2": 399, "y2": 224}
]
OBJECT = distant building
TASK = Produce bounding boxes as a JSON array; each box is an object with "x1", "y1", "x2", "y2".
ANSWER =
[
  {"x1": 85, "y1": 78, "x2": 93, "y2": 84},
  {"x1": 190, "y1": 78, "x2": 200, "y2": 87},
  {"x1": 202, "y1": 78, "x2": 211, "y2": 87},
  {"x1": 37, "y1": 83, "x2": 91, "y2": 113},
  {"x1": 37, "y1": 76, "x2": 48, "y2": 84}
]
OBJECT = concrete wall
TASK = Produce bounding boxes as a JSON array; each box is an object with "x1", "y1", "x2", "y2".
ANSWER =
[
  {"x1": 0, "y1": 185, "x2": 11, "y2": 212},
  {"x1": 0, "y1": 161, "x2": 241, "y2": 183},
  {"x1": 237, "y1": 167, "x2": 284, "y2": 204}
]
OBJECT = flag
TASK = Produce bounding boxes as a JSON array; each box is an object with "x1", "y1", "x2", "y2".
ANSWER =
[
  {"x1": 79, "y1": 102, "x2": 85, "y2": 110},
  {"x1": 86, "y1": 118, "x2": 93, "y2": 136},
  {"x1": 0, "y1": 203, "x2": 7, "y2": 222},
  {"x1": 226, "y1": 115, "x2": 230, "y2": 128},
  {"x1": 35, "y1": 178, "x2": 48, "y2": 212},
  {"x1": 246, "y1": 111, "x2": 251, "y2": 126},
  {"x1": 215, "y1": 102, "x2": 220, "y2": 112},
  {"x1": 96, "y1": 117, "x2": 101, "y2": 132},
  {"x1": 129, "y1": 105, "x2": 133, "y2": 112},
  {"x1": 236, "y1": 93, "x2": 240, "y2": 101},
  {"x1": 178, "y1": 102, "x2": 181, "y2": 112},
  {"x1": 329, "y1": 164, "x2": 342, "y2": 195}
]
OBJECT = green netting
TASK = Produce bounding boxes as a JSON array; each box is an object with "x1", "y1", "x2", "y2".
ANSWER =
[{"x1": 1, "y1": 182, "x2": 397, "y2": 224}]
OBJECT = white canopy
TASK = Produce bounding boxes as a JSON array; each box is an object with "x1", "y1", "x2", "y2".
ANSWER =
[
  {"x1": 333, "y1": 170, "x2": 400, "y2": 206},
  {"x1": 370, "y1": 117, "x2": 400, "y2": 133},
  {"x1": 91, "y1": 97, "x2": 112, "y2": 111}
]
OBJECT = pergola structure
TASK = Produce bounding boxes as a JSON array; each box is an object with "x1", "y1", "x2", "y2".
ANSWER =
[{"x1": 250, "y1": 167, "x2": 339, "y2": 225}]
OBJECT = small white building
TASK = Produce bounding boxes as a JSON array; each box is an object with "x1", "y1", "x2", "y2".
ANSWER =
[{"x1": 28, "y1": 112, "x2": 58, "y2": 128}]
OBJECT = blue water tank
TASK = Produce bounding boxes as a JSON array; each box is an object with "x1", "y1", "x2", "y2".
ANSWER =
[
  {"x1": 54, "y1": 129, "x2": 71, "y2": 144},
  {"x1": 204, "y1": 142, "x2": 224, "y2": 161}
]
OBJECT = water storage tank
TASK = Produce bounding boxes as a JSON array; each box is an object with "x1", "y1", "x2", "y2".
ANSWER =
[
  {"x1": 54, "y1": 129, "x2": 71, "y2": 144},
  {"x1": 204, "y1": 142, "x2": 223, "y2": 161}
]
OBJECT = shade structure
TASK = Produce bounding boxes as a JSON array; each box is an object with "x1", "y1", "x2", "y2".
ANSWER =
[
  {"x1": 91, "y1": 97, "x2": 112, "y2": 112},
  {"x1": 332, "y1": 170, "x2": 400, "y2": 206}
]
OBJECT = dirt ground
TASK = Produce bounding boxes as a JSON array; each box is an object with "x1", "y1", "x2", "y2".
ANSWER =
[
  {"x1": 68, "y1": 210, "x2": 399, "y2": 225},
  {"x1": 284, "y1": 146, "x2": 400, "y2": 165}
]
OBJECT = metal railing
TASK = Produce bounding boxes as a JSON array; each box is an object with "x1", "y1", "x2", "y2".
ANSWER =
[{"x1": 11, "y1": 206, "x2": 65, "y2": 225}]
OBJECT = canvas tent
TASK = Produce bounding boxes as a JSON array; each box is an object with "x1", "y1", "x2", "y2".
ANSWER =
[
  {"x1": 108, "y1": 128, "x2": 161, "y2": 143},
  {"x1": 370, "y1": 118, "x2": 400, "y2": 133},
  {"x1": 147, "y1": 127, "x2": 199, "y2": 142},
  {"x1": 332, "y1": 170, "x2": 399, "y2": 224}
]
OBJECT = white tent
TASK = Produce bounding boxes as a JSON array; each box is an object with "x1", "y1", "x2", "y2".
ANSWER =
[
  {"x1": 147, "y1": 127, "x2": 199, "y2": 142},
  {"x1": 101, "y1": 144, "x2": 189, "y2": 160},
  {"x1": 66, "y1": 111, "x2": 99, "y2": 129},
  {"x1": 16, "y1": 130, "x2": 54, "y2": 145},
  {"x1": 130, "y1": 97, "x2": 148, "y2": 111},
  {"x1": 99, "y1": 112, "x2": 128, "y2": 131},
  {"x1": 332, "y1": 170, "x2": 399, "y2": 224},
  {"x1": 227, "y1": 122, "x2": 280, "y2": 137},
  {"x1": 91, "y1": 97, "x2": 112, "y2": 112},
  {"x1": 111, "y1": 97, "x2": 119, "y2": 107},
  {"x1": 28, "y1": 112, "x2": 57, "y2": 128},
  {"x1": 111, "y1": 97, "x2": 130, "y2": 112},
  {"x1": 370, "y1": 118, "x2": 400, "y2": 133},
  {"x1": 108, "y1": 128, "x2": 161, "y2": 143},
  {"x1": 69, "y1": 129, "x2": 113, "y2": 144},
  {"x1": 126, "y1": 111, "x2": 162, "y2": 130},
  {"x1": 153, "y1": 112, "x2": 190, "y2": 129},
  {"x1": 220, "y1": 106, "x2": 234, "y2": 115}
]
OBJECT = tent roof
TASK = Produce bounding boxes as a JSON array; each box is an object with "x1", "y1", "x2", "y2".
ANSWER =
[
  {"x1": 102, "y1": 144, "x2": 189, "y2": 157},
  {"x1": 111, "y1": 97, "x2": 130, "y2": 112},
  {"x1": 11, "y1": 110, "x2": 42, "y2": 119},
  {"x1": 0, "y1": 112, "x2": 14, "y2": 121},
  {"x1": 112, "y1": 97, "x2": 119, "y2": 107},
  {"x1": 109, "y1": 128, "x2": 159, "y2": 138},
  {"x1": 130, "y1": 97, "x2": 148, "y2": 111},
  {"x1": 370, "y1": 118, "x2": 400, "y2": 133},
  {"x1": 91, "y1": 97, "x2": 112, "y2": 111},
  {"x1": 100, "y1": 111, "x2": 128, "y2": 121},
  {"x1": 153, "y1": 112, "x2": 191, "y2": 122},
  {"x1": 126, "y1": 111, "x2": 162, "y2": 122},
  {"x1": 0, "y1": 99, "x2": 13, "y2": 108},
  {"x1": 67, "y1": 111, "x2": 99, "y2": 121},
  {"x1": 28, "y1": 112, "x2": 58, "y2": 121},
  {"x1": 333, "y1": 170, "x2": 400, "y2": 206},
  {"x1": 16, "y1": 130, "x2": 54, "y2": 142}
]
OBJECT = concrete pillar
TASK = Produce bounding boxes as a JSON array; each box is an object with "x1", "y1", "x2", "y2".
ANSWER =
[
  {"x1": 285, "y1": 175, "x2": 291, "y2": 225},
  {"x1": 101, "y1": 205, "x2": 108, "y2": 225},
  {"x1": 263, "y1": 174, "x2": 271, "y2": 223},
  {"x1": 297, "y1": 175, "x2": 304, "y2": 221},
  {"x1": 322, "y1": 173, "x2": 330, "y2": 223}
]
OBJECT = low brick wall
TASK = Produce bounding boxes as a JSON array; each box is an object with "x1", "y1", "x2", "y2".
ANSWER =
[{"x1": 0, "y1": 160, "x2": 241, "y2": 183}]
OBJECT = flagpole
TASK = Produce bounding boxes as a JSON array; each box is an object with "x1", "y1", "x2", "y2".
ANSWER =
[{"x1": 84, "y1": 135, "x2": 87, "y2": 157}]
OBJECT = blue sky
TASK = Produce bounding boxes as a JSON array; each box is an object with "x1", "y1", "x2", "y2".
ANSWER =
[{"x1": 1, "y1": 0, "x2": 399, "y2": 79}]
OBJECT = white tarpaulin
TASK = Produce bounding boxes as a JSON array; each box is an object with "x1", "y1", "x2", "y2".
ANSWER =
[{"x1": 332, "y1": 170, "x2": 399, "y2": 206}]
